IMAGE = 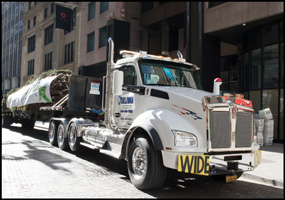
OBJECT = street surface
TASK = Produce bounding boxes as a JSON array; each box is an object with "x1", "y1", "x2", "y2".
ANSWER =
[{"x1": 2, "y1": 124, "x2": 284, "y2": 198}]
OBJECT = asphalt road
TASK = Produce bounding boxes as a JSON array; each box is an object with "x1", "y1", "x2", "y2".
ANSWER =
[{"x1": 2, "y1": 124, "x2": 284, "y2": 198}]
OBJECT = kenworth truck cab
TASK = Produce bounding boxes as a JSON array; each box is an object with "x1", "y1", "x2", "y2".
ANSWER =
[
  {"x1": 75, "y1": 38, "x2": 261, "y2": 190},
  {"x1": 2, "y1": 37, "x2": 261, "y2": 190}
]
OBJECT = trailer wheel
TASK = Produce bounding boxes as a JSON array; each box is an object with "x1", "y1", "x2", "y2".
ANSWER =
[
  {"x1": 57, "y1": 123, "x2": 69, "y2": 150},
  {"x1": 48, "y1": 121, "x2": 58, "y2": 146},
  {"x1": 127, "y1": 135, "x2": 167, "y2": 190},
  {"x1": 67, "y1": 122, "x2": 82, "y2": 152},
  {"x1": 2, "y1": 115, "x2": 11, "y2": 128}
]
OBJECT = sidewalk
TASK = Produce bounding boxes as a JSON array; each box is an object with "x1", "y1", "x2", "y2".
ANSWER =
[{"x1": 241, "y1": 142, "x2": 284, "y2": 188}]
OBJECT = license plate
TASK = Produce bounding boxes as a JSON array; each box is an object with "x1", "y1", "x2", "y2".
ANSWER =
[
  {"x1": 226, "y1": 175, "x2": 237, "y2": 183},
  {"x1": 178, "y1": 155, "x2": 210, "y2": 176}
]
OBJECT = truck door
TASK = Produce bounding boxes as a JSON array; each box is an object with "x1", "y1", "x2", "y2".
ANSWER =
[{"x1": 112, "y1": 64, "x2": 143, "y2": 129}]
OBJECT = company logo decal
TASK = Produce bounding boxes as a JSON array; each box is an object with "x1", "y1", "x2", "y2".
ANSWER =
[
  {"x1": 117, "y1": 96, "x2": 135, "y2": 113},
  {"x1": 172, "y1": 104, "x2": 202, "y2": 120}
]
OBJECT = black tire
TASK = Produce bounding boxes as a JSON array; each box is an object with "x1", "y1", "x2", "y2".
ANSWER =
[
  {"x1": 57, "y1": 123, "x2": 69, "y2": 150},
  {"x1": 67, "y1": 122, "x2": 82, "y2": 152},
  {"x1": 48, "y1": 121, "x2": 58, "y2": 146},
  {"x1": 127, "y1": 135, "x2": 167, "y2": 190},
  {"x1": 2, "y1": 116, "x2": 11, "y2": 128}
]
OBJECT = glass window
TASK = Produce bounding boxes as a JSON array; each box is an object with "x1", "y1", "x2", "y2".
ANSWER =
[
  {"x1": 280, "y1": 22, "x2": 283, "y2": 42},
  {"x1": 263, "y1": 44, "x2": 279, "y2": 89},
  {"x1": 88, "y1": 2, "x2": 95, "y2": 20},
  {"x1": 141, "y1": 2, "x2": 153, "y2": 13},
  {"x1": 27, "y1": 20, "x2": 30, "y2": 30},
  {"x1": 51, "y1": 3, "x2": 54, "y2": 13},
  {"x1": 169, "y1": 29, "x2": 178, "y2": 52},
  {"x1": 250, "y1": 27, "x2": 261, "y2": 50},
  {"x1": 279, "y1": 89, "x2": 284, "y2": 140},
  {"x1": 250, "y1": 90, "x2": 261, "y2": 113},
  {"x1": 119, "y1": 65, "x2": 137, "y2": 86},
  {"x1": 99, "y1": 26, "x2": 107, "y2": 48},
  {"x1": 44, "y1": 52, "x2": 52, "y2": 71},
  {"x1": 241, "y1": 53, "x2": 249, "y2": 91},
  {"x1": 100, "y1": 2, "x2": 109, "y2": 14},
  {"x1": 208, "y1": 2, "x2": 224, "y2": 8},
  {"x1": 44, "y1": 24, "x2": 54, "y2": 45},
  {"x1": 87, "y1": 32, "x2": 95, "y2": 52},
  {"x1": 44, "y1": 7, "x2": 47, "y2": 18},
  {"x1": 230, "y1": 55, "x2": 238, "y2": 91},
  {"x1": 250, "y1": 48, "x2": 261, "y2": 90},
  {"x1": 262, "y1": 23, "x2": 278, "y2": 46},
  {"x1": 27, "y1": 35, "x2": 35, "y2": 53},
  {"x1": 71, "y1": 41, "x2": 74, "y2": 63},
  {"x1": 281, "y1": 43, "x2": 284, "y2": 88},
  {"x1": 33, "y1": 16, "x2": 36, "y2": 26},
  {"x1": 139, "y1": 59, "x2": 203, "y2": 89},
  {"x1": 242, "y1": 31, "x2": 249, "y2": 53},
  {"x1": 220, "y1": 57, "x2": 229, "y2": 91},
  {"x1": 28, "y1": 59, "x2": 34, "y2": 75},
  {"x1": 262, "y1": 89, "x2": 279, "y2": 139}
]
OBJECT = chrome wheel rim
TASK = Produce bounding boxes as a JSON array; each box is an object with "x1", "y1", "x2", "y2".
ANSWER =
[
  {"x1": 69, "y1": 125, "x2": 76, "y2": 145},
  {"x1": 132, "y1": 146, "x2": 147, "y2": 176},
  {"x1": 58, "y1": 126, "x2": 64, "y2": 144},
  {"x1": 49, "y1": 124, "x2": 55, "y2": 140}
]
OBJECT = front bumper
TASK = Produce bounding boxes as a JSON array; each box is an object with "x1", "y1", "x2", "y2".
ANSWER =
[{"x1": 161, "y1": 150, "x2": 261, "y2": 176}]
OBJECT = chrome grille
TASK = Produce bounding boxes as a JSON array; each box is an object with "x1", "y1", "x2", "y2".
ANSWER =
[
  {"x1": 236, "y1": 112, "x2": 253, "y2": 147},
  {"x1": 210, "y1": 110, "x2": 253, "y2": 149},
  {"x1": 210, "y1": 111, "x2": 231, "y2": 148}
]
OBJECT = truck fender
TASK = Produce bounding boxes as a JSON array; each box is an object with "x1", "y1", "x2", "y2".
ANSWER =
[
  {"x1": 122, "y1": 109, "x2": 202, "y2": 160},
  {"x1": 122, "y1": 124, "x2": 163, "y2": 161},
  {"x1": 67, "y1": 118, "x2": 94, "y2": 137},
  {"x1": 123, "y1": 110, "x2": 175, "y2": 160}
]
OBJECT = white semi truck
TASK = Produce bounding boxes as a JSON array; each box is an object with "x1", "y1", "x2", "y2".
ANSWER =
[{"x1": 2, "y1": 38, "x2": 261, "y2": 190}]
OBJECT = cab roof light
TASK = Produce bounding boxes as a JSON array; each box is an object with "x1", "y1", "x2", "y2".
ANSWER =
[{"x1": 120, "y1": 50, "x2": 186, "y2": 63}]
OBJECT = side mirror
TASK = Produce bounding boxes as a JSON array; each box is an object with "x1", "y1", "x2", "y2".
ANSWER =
[
  {"x1": 113, "y1": 70, "x2": 124, "y2": 95},
  {"x1": 213, "y1": 78, "x2": 222, "y2": 95}
]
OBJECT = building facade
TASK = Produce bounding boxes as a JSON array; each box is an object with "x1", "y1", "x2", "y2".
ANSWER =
[
  {"x1": 203, "y1": 2, "x2": 283, "y2": 141},
  {"x1": 1, "y1": 2, "x2": 25, "y2": 97},
  {"x1": 78, "y1": 2, "x2": 141, "y2": 77},
  {"x1": 20, "y1": 2, "x2": 81, "y2": 86}
]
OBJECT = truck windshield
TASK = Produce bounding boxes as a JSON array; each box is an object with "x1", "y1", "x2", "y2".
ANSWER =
[{"x1": 139, "y1": 59, "x2": 203, "y2": 89}]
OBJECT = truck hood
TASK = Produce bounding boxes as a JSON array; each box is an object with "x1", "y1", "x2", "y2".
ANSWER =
[{"x1": 149, "y1": 86, "x2": 214, "y2": 103}]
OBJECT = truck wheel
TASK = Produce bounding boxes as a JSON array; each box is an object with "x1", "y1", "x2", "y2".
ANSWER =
[
  {"x1": 48, "y1": 121, "x2": 58, "y2": 146},
  {"x1": 2, "y1": 116, "x2": 11, "y2": 128},
  {"x1": 57, "y1": 123, "x2": 69, "y2": 150},
  {"x1": 67, "y1": 122, "x2": 82, "y2": 152},
  {"x1": 127, "y1": 136, "x2": 167, "y2": 190}
]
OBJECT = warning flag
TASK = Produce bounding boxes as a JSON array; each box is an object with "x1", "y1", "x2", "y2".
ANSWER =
[{"x1": 55, "y1": 4, "x2": 72, "y2": 32}]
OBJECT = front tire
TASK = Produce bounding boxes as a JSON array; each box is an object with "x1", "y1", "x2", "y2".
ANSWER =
[{"x1": 127, "y1": 135, "x2": 167, "y2": 190}]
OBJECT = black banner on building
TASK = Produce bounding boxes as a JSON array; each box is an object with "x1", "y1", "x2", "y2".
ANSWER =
[{"x1": 55, "y1": 4, "x2": 72, "y2": 32}]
